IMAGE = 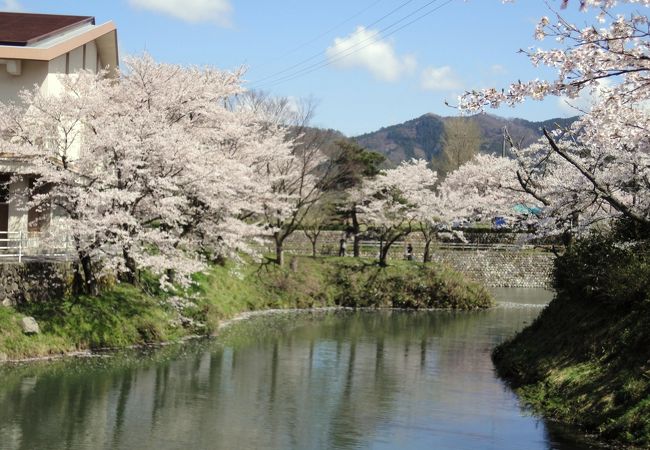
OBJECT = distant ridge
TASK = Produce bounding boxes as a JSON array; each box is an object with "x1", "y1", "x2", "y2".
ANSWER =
[{"x1": 352, "y1": 113, "x2": 578, "y2": 165}]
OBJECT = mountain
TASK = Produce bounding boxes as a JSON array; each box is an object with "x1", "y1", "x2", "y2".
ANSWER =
[{"x1": 352, "y1": 113, "x2": 577, "y2": 165}]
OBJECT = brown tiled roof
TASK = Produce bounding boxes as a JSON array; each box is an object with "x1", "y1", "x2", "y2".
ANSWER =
[{"x1": 0, "y1": 12, "x2": 94, "y2": 47}]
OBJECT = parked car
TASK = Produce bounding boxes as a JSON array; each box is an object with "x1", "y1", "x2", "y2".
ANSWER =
[{"x1": 493, "y1": 216, "x2": 509, "y2": 229}]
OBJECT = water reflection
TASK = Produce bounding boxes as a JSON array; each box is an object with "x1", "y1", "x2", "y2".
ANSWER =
[{"x1": 0, "y1": 289, "x2": 602, "y2": 450}]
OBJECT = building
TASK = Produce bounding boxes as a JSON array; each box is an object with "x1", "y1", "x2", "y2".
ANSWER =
[{"x1": 0, "y1": 12, "x2": 118, "y2": 252}]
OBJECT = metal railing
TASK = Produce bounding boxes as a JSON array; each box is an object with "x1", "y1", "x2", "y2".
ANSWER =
[
  {"x1": 256, "y1": 238, "x2": 553, "y2": 261},
  {"x1": 0, "y1": 231, "x2": 557, "y2": 265},
  {"x1": 0, "y1": 231, "x2": 73, "y2": 262},
  {"x1": 0, "y1": 231, "x2": 25, "y2": 262}
]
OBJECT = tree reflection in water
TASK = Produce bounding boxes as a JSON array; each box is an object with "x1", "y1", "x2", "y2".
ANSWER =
[{"x1": 0, "y1": 289, "x2": 602, "y2": 450}]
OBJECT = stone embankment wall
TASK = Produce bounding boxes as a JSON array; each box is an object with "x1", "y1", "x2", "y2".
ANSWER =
[
  {"x1": 430, "y1": 250, "x2": 554, "y2": 289},
  {"x1": 0, "y1": 262, "x2": 70, "y2": 306},
  {"x1": 278, "y1": 232, "x2": 556, "y2": 289},
  {"x1": 0, "y1": 246, "x2": 554, "y2": 306}
]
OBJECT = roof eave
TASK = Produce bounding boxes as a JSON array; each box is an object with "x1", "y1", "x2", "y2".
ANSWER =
[{"x1": 0, "y1": 21, "x2": 118, "y2": 70}]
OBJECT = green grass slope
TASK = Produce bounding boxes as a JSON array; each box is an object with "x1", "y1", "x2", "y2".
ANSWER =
[
  {"x1": 493, "y1": 235, "x2": 650, "y2": 447},
  {"x1": 0, "y1": 256, "x2": 493, "y2": 361}
]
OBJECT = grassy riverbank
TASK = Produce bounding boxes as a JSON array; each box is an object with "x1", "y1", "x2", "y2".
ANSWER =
[
  {"x1": 0, "y1": 256, "x2": 493, "y2": 361},
  {"x1": 493, "y1": 235, "x2": 650, "y2": 448}
]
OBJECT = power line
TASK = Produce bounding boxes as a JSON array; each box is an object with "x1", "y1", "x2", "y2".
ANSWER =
[
  {"x1": 252, "y1": 0, "x2": 451, "y2": 89},
  {"x1": 251, "y1": 0, "x2": 419, "y2": 85},
  {"x1": 253, "y1": 0, "x2": 455, "y2": 90}
]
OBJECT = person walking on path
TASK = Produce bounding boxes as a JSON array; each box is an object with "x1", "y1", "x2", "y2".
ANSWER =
[
  {"x1": 406, "y1": 243, "x2": 413, "y2": 261},
  {"x1": 339, "y1": 238, "x2": 347, "y2": 257}
]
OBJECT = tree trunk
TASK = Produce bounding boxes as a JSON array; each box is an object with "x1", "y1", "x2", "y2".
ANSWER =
[
  {"x1": 80, "y1": 252, "x2": 99, "y2": 296},
  {"x1": 423, "y1": 239, "x2": 432, "y2": 263},
  {"x1": 379, "y1": 229, "x2": 410, "y2": 266},
  {"x1": 562, "y1": 229, "x2": 574, "y2": 250},
  {"x1": 72, "y1": 263, "x2": 84, "y2": 296},
  {"x1": 166, "y1": 269, "x2": 176, "y2": 284},
  {"x1": 351, "y1": 207, "x2": 361, "y2": 258},
  {"x1": 304, "y1": 230, "x2": 320, "y2": 258},
  {"x1": 274, "y1": 235, "x2": 284, "y2": 266},
  {"x1": 379, "y1": 244, "x2": 390, "y2": 267},
  {"x1": 377, "y1": 234, "x2": 393, "y2": 266},
  {"x1": 120, "y1": 247, "x2": 137, "y2": 284}
]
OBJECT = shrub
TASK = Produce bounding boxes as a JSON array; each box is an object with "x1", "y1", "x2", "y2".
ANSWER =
[
  {"x1": 333, "y1": 263, "x2": 493, "y2": 310},
  {"x1": 554, "y1": 232, "x2": 650, "y2": 305}
]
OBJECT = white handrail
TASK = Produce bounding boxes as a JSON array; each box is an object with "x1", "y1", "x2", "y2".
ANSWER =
[{"x1": 0, "y1": 231, "x2": 73, "y2": 262}]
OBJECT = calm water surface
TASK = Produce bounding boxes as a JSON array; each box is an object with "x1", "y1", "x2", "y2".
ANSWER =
[{"x1": 0, "y1": 288, "x2": 602, "y2": 450}]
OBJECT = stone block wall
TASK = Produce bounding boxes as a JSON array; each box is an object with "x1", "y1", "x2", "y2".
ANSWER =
[
  {"x1": 267, "y1": 231, "x2": 556, "y2": 289},
  {"x1": 430, "y1": 250, "x2": 555, "y2": 288},
  {"x1": 0, "y1": 250, "x2": 554, "y2": 307},
  {"x1": 0, "y1": 262, "x2": 70, "y2": 306}
]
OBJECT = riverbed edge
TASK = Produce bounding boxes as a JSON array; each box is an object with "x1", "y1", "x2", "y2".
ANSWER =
[
  {"x1": 0, "y1": 256, "x2": 495, "y2": 363},
  {"x1": 2, "y1": 304, "x2": 499, "y2": 364},
  {"x1": 492, "y1": 290, "x2": 650, "y2": 449},
  {"x1": 0, "y1": 307, "x2": 343, "y2": 364}
]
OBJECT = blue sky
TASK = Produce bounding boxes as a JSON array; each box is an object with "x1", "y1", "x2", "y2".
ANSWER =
[{"x1": 1, "y1": 0, "x2": 603, "y2": 135}]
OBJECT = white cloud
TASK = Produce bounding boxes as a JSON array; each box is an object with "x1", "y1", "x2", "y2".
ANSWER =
[
  {"x1": 129, "y1": 0, "x2": 232, "y2": 26},
  {"x1": 326, "y1": 26, "x2": 417, "y2": 82},
  {"x1": 0, "y1": 0, "x2": 22, "y2": 12},
  {"x1": 420, "y1": 66, "x2": 462, "y2": 91}
]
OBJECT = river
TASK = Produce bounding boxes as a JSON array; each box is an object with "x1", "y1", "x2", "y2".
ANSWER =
[{"x1": 0, "y1": 288, "x2": 602, "y2": 450}]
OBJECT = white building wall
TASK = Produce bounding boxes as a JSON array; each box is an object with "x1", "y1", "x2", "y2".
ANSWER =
[
  {"x1": 42, "y1": 44, "x2": 102, "y2": 161},
  {"x1": 43, "y1": 54, "x2": 66, "y2": 96},
  {"x1": 85, "y1": 41, "x2": 98, "y2": 73},
  {"x1": 69, "y1": 46, "x2": 83, "y2": 72},
  {"x1": 0, "y1": 60, "x2": 48, "y2": 102},
  {"x1": 43, "y1": 43, "x2": 100, "y2": 96},
  {"x1": 2, "y1": 39, "x2": 106, "y2": 238}
]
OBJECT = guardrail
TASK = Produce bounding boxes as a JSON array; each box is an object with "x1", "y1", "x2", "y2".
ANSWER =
[
  {"x1": 0, "y1": 231, "x2": 26, "y2": 263},
  {"x1": 0, "y1": 231, "x2": 73, "y2": 262},
  {"x1": 0, "y1": 232, "x2": 558, "y2": 265},
  {"x1": 355, "y1": 241, "x2": 535, "y2": 251},
  {"x1": 256, "y1": 239, "x2": 555, "y2": 261}
]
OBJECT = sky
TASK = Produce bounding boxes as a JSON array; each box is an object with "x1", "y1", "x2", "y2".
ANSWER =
[{"x1": 0, "y1": 0, "x2": 607, "y2": 135}]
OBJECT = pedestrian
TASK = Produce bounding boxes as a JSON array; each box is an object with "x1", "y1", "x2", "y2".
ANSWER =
[
  {"x1": 339, "y1": 238, "x2": 347, "y2": 257},
  {"x1": 406, "y1": 243, "x2": 413, "y2": 261}
]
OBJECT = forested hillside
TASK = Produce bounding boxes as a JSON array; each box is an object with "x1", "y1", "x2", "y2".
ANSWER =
[{"x1": 353, "y1": 113, "x2": 577, "y2": 165}]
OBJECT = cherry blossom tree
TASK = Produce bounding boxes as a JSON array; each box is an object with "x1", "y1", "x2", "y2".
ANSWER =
[
  {"x1": 238, "y1": 92, "x2": 341, "y2": 266},
  {"x1": 408, "y1": 184, "x2": 448, "y2": 263},
  {"x1": 261, "y1": 130, "x2": 336, "y2": 266},
  {"x1": 352, "y1": 156, "x2": 522, "y2": 264},
  {"x1": 302, "y1": 195, "x2": 335, "y2": 257},
  {"x1": 460, "y1": 0, "x2": 650, "y2": 231},
  {"x1": 356, "y1": 159, "x2": 437, "y2": 266},
  {"x1": 0, "y1": 55, "x2": 293, "y2": 293},
  {"x1": 439, "y1": 154, "x2": 531, "y2": 220}
]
